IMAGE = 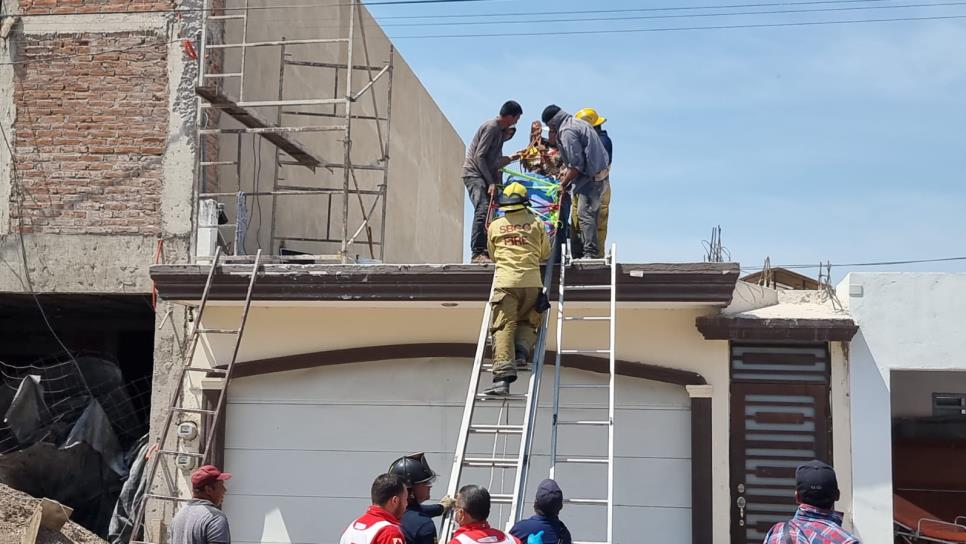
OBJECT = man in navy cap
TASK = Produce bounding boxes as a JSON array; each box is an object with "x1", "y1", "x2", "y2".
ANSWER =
[
  {"x1": 762, "y1": 460, "x2": 859, "y2": 543},
  {"x1": 509, "y1": 479, "x2": 572, "y2": 544}
]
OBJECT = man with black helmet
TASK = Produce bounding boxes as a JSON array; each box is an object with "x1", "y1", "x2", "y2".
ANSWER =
[{"x1": 389, "y1": 453, "x2": 455, "y2": 544}]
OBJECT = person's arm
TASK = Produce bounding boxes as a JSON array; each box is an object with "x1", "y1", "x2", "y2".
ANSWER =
[
  {"x1": 487, "y1": 223, "x2": 497, "y2": 261},
  {"x1": 538, "y1": 222, "x2": 550, "y2": 262},
  {"x1": 204, "y1": 515, "x2": 231, "y2": 544},
  {"x1": 420, "y1": 503, "x2": 444, "y2": 517},
  {"x1": 557, "y1": 129, "x2": 586, "y2": 175}
]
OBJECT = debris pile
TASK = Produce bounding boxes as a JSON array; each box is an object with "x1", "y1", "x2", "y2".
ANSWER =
[{"x1": 0, "y1": 483, "x2": 106, "y2": 544}]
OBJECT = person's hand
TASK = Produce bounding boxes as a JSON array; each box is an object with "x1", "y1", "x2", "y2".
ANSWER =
[
  {"x1": 527, "y1": 531, "x2": 544, "y2": 544},
  {"x1": 439, "y1": 495, "x2": 455, "y2": 513},
  {"x1": 488, "y1": 184, "x2": 498, "y2": 197}
]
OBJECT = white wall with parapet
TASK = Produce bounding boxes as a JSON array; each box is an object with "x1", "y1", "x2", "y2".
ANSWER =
[{"x1": 837, "y1": 272, "x2": 966, "y2": 543}]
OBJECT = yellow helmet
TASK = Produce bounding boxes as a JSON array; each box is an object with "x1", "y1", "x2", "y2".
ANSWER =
[
  {"x1": 499, "y1": 182, "x2": 528, "y2": 211},
  {"x1": 576, "y1": 107, "x2": 606, "y2": 127}
]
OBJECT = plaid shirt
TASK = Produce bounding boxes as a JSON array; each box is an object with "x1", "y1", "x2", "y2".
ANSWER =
[{"x1": 763, "y1": 504, "x2": 860, "y2": 544}]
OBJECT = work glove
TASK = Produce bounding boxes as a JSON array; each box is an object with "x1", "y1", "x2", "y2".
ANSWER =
[
  {"x1": 439, "y1": 495, "x2": 456, "y2": 513},
  {"x1": 527, "y1": 531, "x2": 544, "y2": 544}
]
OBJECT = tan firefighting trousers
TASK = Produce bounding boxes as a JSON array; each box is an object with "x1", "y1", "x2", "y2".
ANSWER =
[{"x1": 489, "y1": 287, "x2": 540, "y2": 383}]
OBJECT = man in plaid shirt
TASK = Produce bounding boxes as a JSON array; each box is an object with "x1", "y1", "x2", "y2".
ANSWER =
[{"x1": 762, "y1": 461, "x2": 860, "y2": 544}]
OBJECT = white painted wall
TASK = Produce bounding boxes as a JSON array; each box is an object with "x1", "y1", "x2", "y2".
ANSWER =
[
  {"x1": 223, "y1": 359, "x2": 691, "y2": 544},
  {"x1": 195, "y1": 302, "x2": 737, "y2": 541},
  {"x1": 838, "y1": 273, "x2": 966, "y2": 543}
]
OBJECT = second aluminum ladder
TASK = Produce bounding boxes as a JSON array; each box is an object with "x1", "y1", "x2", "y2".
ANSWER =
[{"x1": 549, "y1": 243, "x2": 618, "y2": 544}]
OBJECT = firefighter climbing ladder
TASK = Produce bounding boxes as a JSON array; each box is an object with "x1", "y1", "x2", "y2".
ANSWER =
[
  {"x1": 550, "y1": 244, "x2": 617, "y2": 544},
  {"x1": 128, "y1": 247, "x2": 261, "y2": 543},
  {"x1": 441, "y1": 237, "x2": 619, "y2": 544}
]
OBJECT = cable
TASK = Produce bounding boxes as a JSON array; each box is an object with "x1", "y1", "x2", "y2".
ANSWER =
[
  {"x1": 0, "y1": 116, "x2": 93, "y2": 399},
  {"x1": 261, "y1": 1, "x2": 966, "y2": 27},
  {"x1": 390, "y1": 13, "x2": 966, "y2": 38},
  {"x1": 741, "y1": 256, "x2": 966, "y2": 271}
]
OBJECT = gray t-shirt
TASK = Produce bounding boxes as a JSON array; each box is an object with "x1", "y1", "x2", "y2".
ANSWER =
[
  {"x1": 462, "y1": 118, "x2": 504, "y2": 187},
  {"x1": 168, "y1": 499, "x2": 231, "y2": 544}
]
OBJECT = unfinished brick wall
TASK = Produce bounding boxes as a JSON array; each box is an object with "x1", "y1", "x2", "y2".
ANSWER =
[
  {"x1": 18, "y1": 0, "x2": 173, "y2": 15},
  {"x1": 11, "y1": 33, "x2": 168, "y2": 235}
]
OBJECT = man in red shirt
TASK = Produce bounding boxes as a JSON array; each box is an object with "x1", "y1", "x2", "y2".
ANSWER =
[
  {"x1": 449, "y1": 485, "x2": 520, "y2": 544},
  {"x1": 341, "y1": 473, "x2": 409, "y2": 544}
]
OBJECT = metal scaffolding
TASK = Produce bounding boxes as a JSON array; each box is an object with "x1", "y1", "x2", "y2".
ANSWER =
[{"x1": 192, "y1": 0, "x2": 394, "y2": 264}]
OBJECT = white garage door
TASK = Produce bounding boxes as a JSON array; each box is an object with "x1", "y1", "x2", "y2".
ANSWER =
[{"x1": 222, "y1": 357, "x2": 691, "y2": 544}]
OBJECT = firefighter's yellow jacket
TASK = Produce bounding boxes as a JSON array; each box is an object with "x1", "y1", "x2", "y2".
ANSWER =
[{"x1": 487, "y1": 209, "x2": 551, "y2": 288}]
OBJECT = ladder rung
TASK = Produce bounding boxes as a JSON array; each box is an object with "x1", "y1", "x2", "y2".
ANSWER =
[
  {"x1": 158, "y1": 450, "x2": 204, "y2": 458},
  {"x1": 475, "y1": 393, "x2": 528, "y2": 401},
  {"x1": 565, "y1": 284, "x2": 612, "y2": 291},
  {"x1": 559, "y1": 349, "x2": 611, "y2": 354},
  {"x1": 481, "y1": 365, "x2": 532, "y2": 372},
  {"x1": 144, "y1": 493, "x2": 195, "y2": 502},
  {"x1": 185, "y1": 367, "x2": 227, "y2": 375},
  {"x1": 203, "y1": 73, "x2": 243, "y2": 78},
  {"x1": 559, "y1": 383, "x2": 609, "y2": 389},
  {"x1": 563, "y1": 316, "x2": 611, "y2": 321},
  {"x1": 490, "y1": 494, "x2": 513, "y2": 504},
  {"x1": 200, "y1": 160, "x2": 236, "y2": 166},
  {"x1": 557, "y1": 420, "x2": 610, "y2": 426},
  {"x1": 463, "y1": 457, "x2": 519, "y2": 468},
  {"x1": 209, "y1": 14, "x2": 246, "y2": 20},
  {"x1": 172, "y1": 407, "x2": 216, "y2": 415},
  {"x1": 195, "y1": 328, "x2": 240, "y2": 334},
  {"x1": 573, "y1": 541, "x2": 609, "y2": 544},
  {"x1": 571, "y1": 258, "x2": 609, "y2": 264},
  {"x1": 469, "y1": 424, "x2": 523, "y2": 434},
  {"x1": 565, "y1": 498, "x2": 609, "y2": 505},
  {"x1": 556, "y1": 457, "x2": 609, "y2": 464}
]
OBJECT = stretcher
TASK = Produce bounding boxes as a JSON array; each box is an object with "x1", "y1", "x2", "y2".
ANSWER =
[{"x1": 895, "y1": 494, "x2": 966, "y2": 543}]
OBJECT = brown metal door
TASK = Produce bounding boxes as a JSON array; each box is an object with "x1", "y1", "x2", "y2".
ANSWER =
[{"x1": 729, "y1": 344, "x2": 832, "y2": 544}]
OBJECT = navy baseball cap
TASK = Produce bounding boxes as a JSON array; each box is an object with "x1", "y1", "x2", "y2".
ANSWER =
[
  {"x1": 796, "y1": 460, "x2": 838, "y2": 507},
  {"x1": 535, "y1": 479, "x2": 563, "y2": 515}
]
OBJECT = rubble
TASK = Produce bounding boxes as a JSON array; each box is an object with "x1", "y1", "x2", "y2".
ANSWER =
[{"x1": 0, "y1": 483, "x2": 105, "y2": 544}]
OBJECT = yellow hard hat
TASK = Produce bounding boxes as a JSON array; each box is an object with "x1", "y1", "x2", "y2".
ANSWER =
[
  {"x1": 500, "y1": 182, "x2": 528, "y2": 211},
  {"x1": 576, "y1": 107, "x2": 606, "y2": 127}
]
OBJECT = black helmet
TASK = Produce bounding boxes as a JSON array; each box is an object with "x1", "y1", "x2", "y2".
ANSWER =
[{"x1": 388, "y1": 452, "x2": 438, "y2": 486}]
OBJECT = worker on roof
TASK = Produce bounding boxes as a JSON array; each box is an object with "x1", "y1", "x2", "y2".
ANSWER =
[
  {"x1": 448, "y1": 485, "x2": 521, "y2": 544},
  {"x1": 464, "y1": 101, "x2": 524, "y2": 264},
  {"x1": 339, "y1": 473, "x2": 409, "y2": 544},
  {"x1": 572, "y1": 108, "x2": 612, "y2": 259},
  {"x1": 541, "y1": 105, "x2": 610, "y2": 261},
  {"x1": 388, "y1": 453, "x2": 455, "y2": 544},
  {"x1": 484, "y1": 182, "x2": 550, "y2": 396},
  {"x1": 762, "y1": 461, "x2": 859, "y2": 544},
  {"x1": 509, "y1": 479, "x2": 573, "y2": 544}
]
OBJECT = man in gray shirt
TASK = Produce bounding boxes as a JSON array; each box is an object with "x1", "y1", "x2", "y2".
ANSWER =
[
  {"x1": 169, "y1": 465, "x2": 232, "y2": 544},
  {"x1": 463, "y1": 100, "x2": 523, "y2": 263},
  {"x1": 541, "y1": 105, "x2": 610, "y2": 259}
]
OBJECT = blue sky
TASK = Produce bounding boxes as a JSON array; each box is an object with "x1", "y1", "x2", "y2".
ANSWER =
[{"x1": 369, "y1": 0, "x2": 966, "y2": 279}]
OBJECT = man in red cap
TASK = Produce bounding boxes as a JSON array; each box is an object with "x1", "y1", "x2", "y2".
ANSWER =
[
  {"x1": 169, "y1": 465, "x2": 232, "y2": 544},
  {"x1": 340, "y1": 473, "x2": 409, "y2": 544}
]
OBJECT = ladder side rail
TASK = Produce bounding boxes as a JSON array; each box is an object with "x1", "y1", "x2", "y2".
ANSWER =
[
  {"x1": 129, "y1": 246, "x2": 223, "y2": 542},
  {"x1": 606, "y1": 244, "x2": 617, "y2": 544},
  {"x1": 202, "y1": 249, "x2": 261, "y2": 461},
  {"x1": 549, "y1": 234, "x2": 569, "y2": 480},
  {"x1": 439, "y1": 278, "x2": 497, "y2": 542},
  {"x1": 510, "y1": 221, "x2": 566, "y2": 525}
]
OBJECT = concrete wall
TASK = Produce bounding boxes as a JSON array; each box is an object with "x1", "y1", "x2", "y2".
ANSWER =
[
  {"x1": 838, "y1": 273, "x2": 966, "y2": 543},
  {"x1": 892, "y1": 370, "x2": 966, "y2": 418},
  {"x1": 210, "y1": 1, "x2": 464, "y2": 263}
]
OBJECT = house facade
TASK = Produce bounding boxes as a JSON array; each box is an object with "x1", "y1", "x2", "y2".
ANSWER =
[{"x1": 150, "y1": 262, "x2": 860, "y2": 544}]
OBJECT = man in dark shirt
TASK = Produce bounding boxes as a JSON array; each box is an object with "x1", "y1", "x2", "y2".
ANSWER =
[
  {"x1": 509, "y1": 479, "x2": 572, "y2": 544},
  {"x1": 389, "y1": 453, "x2": 454, "y2": 544},
  {"x1": 168, "y1": 465, "x2": 232, "y2": 544},
  {"x1": 463, "y1": 101, "x2": 523, "y2": 264}
]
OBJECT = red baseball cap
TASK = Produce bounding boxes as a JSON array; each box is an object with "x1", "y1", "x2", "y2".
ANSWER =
[{"x1": 191, "y1": 465, "x2": 232, "y2": 489}]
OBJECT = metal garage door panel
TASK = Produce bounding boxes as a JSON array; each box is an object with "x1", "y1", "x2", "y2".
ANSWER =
[{"x1": 224, "y1": 360, "x2": 692, "y2": 544}]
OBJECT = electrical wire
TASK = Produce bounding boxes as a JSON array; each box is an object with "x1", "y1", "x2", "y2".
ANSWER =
[
  {"x1": 389, "y1": 13, "x2": 966, "y2": 38},
  {"x1": 262, "y1": 1, "x2": 966, "y2": 27},
  {"x1": 741, "y1": 256, "x2": 966, "y2": 271}
]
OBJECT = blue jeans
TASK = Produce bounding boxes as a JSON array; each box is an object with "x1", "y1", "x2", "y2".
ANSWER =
[
  {"x1": 573, "y1": 179, "x2": 608, "y2": 258},
  {"x1": 463, "y1": 176, "x2": 490, "y2": 257}
]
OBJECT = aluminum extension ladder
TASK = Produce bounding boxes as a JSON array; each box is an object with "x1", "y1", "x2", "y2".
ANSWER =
[
  {"x1": 549, "y1": 243, "x2": 617, "y2": 544},
  {"x1": 439, "y1": 244, "x2": 563, "y2": 541},
  {"x1": 129, "y1": 247, "x2": 261, "y2": 543}
]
